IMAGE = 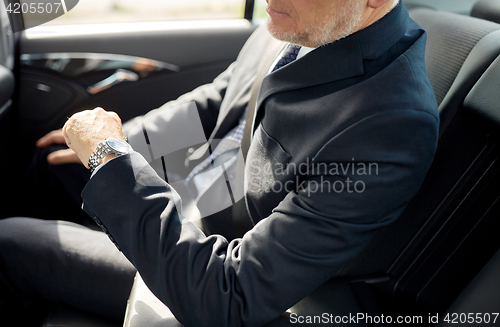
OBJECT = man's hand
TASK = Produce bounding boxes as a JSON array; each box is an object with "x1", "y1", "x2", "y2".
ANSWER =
[
  {"x1": 62, "y1": 108, "x2": 125, "y2": 169},
  {"x1": 36, "y1": 129, "x2": 82, "y2": 165}
]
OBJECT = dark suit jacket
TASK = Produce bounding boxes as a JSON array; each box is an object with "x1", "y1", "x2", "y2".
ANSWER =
[{"x1": 82, "y1": 3, "x2": 440, "y2": 327}]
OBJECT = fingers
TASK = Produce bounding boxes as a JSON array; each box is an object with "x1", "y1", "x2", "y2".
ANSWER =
[
  {"x1": 36, "y1": 129, "x2": 65, "y2": 148},
  {"x1": 46, "y1": 148, "x2": 82, "y2": 165}
]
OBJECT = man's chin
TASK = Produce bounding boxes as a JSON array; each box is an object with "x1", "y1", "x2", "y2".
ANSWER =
[{"x1": 266, "y1": 19, "x2": 308, "y2": 46}]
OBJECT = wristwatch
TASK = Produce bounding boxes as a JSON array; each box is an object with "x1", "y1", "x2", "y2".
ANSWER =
[{"x1": 88, "y1": 137, "x2": 133, "y2": 173}]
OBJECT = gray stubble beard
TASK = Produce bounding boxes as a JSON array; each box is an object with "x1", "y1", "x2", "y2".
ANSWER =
[{"x1": 267, "y1": 1, "x2": 365, "y2": 47}]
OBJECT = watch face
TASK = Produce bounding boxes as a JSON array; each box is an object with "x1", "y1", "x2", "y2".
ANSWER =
[{"x1": 106, "y1": 138, "x2": 132, "y2": 154}]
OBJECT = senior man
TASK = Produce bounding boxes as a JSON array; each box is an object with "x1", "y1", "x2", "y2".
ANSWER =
[{"x1": 0, "y1": 0, "x2": 439, "y2": 326}]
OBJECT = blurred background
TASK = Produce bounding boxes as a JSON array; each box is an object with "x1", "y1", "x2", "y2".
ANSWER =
[{"x1": 42, "y1": 0, "x2": 245, "y2": 25}]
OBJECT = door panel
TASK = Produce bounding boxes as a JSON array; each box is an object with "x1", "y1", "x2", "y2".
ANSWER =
[
  {"x1": 16, "y1": 19, "x2": 256, "y2": 143},
  {"x1": 21, "y1": 20, "x2": 254, "y2": 67}
]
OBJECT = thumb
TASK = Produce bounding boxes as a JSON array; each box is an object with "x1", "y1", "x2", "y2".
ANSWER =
[{"x1": 47, "y1": 148, "x2": 82, "y2": 165}]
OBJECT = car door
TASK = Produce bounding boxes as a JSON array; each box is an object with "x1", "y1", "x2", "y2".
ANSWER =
[
  {"x1": 17, "y1": 21, "x2": 256, "y2": 141},
  {"x1": 5, "y1": 0, "x2": 258, "y2": 172},
  {"x1": 0, "y1": 3, "x2": 15, "y2": 179}
]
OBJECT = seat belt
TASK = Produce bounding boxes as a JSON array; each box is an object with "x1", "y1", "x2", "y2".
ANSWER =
[
  {"x1": 232, "y1": 40, "x2": 285, "y2": 237},
  {"x1": 185, "y1": 40, "x2": 284, "y2": 168},
  {"x1": 241, "y1": 41, "x2": 285, "y2": 159}
]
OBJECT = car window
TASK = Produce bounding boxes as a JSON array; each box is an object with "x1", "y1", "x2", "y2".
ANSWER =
[
  {"x1": 21, "y1": 0, "x2": 245, "y2": 26},
  {"x1": 253, "y1": 0, "x2": 267, "y2": 21}
]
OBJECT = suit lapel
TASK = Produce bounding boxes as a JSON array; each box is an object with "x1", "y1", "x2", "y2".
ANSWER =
[{"x1": 254, "y1": 34, "x2": 365, "y2": 132}]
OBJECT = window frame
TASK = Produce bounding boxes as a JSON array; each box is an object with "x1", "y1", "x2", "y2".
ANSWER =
[{"x1": 244, "y1": 0, "x2": 255, "y2": 20}]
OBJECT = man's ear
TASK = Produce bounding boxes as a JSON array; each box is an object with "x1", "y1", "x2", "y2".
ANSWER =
[{"x1": 367, "y1": 0, "x2": 397, "y2": 9}]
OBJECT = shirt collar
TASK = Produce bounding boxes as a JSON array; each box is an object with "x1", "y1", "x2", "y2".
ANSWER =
[{"x1": 297, "y1": 46, "x2": 316, "y2": 60}]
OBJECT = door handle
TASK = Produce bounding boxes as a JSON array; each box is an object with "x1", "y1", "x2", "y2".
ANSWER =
[{"x1": 87, "y1": 69, "x2": 139, "y2": 95}]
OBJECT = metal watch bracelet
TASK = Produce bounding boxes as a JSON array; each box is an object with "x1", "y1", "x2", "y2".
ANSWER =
[{"x1": 88, "y1": 140, "x2": 111, "y2": 173}]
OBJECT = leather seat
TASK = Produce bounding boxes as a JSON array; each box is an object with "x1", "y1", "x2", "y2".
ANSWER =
[
  {"x1": 436, "y1": 248, "x2": 500, "y2": 326},
  {"x1": 338, "y1": 6, "x2": 500, "y2": 322},
  {"x1": 123, "y1": 274, "x2": 183, "y2": 327},
  {"x1": 471, "y1": 0, "x2": 500, "y2": 24},
  {"x1": 432, "y1": 57, "x2": 500, "y2": 325},
  {"x1": 124, "y1": 274, "x2": 368, "y2": 327}
]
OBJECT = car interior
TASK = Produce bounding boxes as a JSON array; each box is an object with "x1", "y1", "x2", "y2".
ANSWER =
[{"x1": 1, "y1": 0, "x2": 500, "y2": 326}]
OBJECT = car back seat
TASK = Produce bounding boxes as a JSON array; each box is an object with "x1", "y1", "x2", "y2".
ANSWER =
[
  {"x1": 122, "y1": 6, "x2": 500, "y2": 327},
  {"x1": 410, "y1": 7, "x2": 500, "y2": 135},
  {"x1": 433, "y1": 56, "x2": 500, "y2": 326},
  {"x1": 336, "y1": 7, "x2": 500, "y2": 323}
]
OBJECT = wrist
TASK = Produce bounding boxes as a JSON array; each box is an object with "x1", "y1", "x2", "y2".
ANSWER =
[
  {"x1": 88, "y1": 138, "x2": 133, "y2": 173},
  {"x1": 101, "y1": 153, "x2": 117, "y2": 165}
]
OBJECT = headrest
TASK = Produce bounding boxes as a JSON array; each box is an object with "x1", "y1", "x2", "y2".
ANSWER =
[
  {"x1": 471, "y1": 0, "x2": 500, "y2": 24},
  {"x1": 409, "y1": 8, "x2": 500, "y2": 106},
  {"x1": 464, "y1": 55, "x2": 500, "y2": 128}
]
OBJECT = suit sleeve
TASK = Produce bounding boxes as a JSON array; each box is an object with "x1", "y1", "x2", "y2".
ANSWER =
[{"x1": 82, "y1": 109, "x2": 438, "y2": 327}]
